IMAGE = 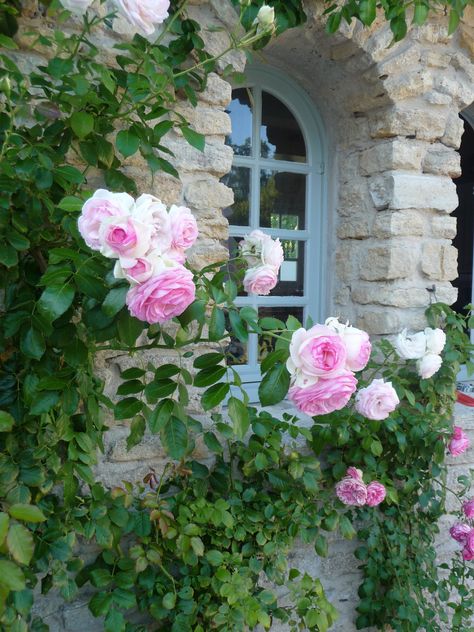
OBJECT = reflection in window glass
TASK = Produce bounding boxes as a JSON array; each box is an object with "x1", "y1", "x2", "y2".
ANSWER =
[
  {"x1": 225, "y1": 88, "x2": 253, "y2": 156},
  {"x1": 259, "y1": 170, "x2": 306, "y2": 230},
  {"x1": 258, "y1": 306, "x2": 304, "y2": 361},
  {"x1": 260, "y1": 91, "x2": 306, "y2": 163},
  {"x1": 274, "y1": 240, "x2": 305, "y2": 297},
  {"x1": 222, "y1": 167, "x2": 251, "y2": 226}
]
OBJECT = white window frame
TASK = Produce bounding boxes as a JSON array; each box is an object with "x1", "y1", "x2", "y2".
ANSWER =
[{"x1": 226, "y1": 65, "x2": 327, "y2": 401}]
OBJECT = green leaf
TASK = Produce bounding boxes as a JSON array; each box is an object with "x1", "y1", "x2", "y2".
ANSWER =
[
  {"x1": 160, "y1": 416, "x2": 188, "y2": 460},
  {"x1": 339, "y1": 515, "x2": 356, "y2": 540},
  {"x1": 229, "y1": 310, "x2": 248, "y2": 343},
  {"x1": 448, "y1": 8, "x2": 460, "y2": 34},
  {"x1": 193, "y1": 353, "x2": 225, "y2": 369},
  {"x1": 126, "y1": 416, "x2": 146, "y2": 450},
  {"x1": 114, "y1": 398, "x2": 143, "y2": 420},
  {"x1": 190, "y1": 536, "x2": 204, "y2": 557},
  {"x1": 209, "y1": 306, "x2": 226, "y2": 341},
  {"x1": 0, "y1": 560, "x2": 25, "y2": 591},
  {"x1": 117, "y1": 312, "x2": 144, "y2": 346},
  {"x1": 105, "y1": 608, "x2": 125, "y2": 632},
  {"x1": 194, "y1": 366, "x2": 226, "y2": 387},
  {"x1": 0, "y1": 244, "x2": 18, "y2": 268},
  {"x1": 201, "y1": 383, "x2": 229, "y2": 411},
  {"x1": 7, "y1": 230, "x2": 30, "y2": 251},
  {"x1": 20, "y1": 327, "x2": 45, "y2": 360},
  {"x1": 7, "y1": 524, "x2": 34, "y2": 565},
  {"x1": 370, "y1": 440, "x2": 383, "y2": 456},
  {"x1": 315, "y1": 534, "x2": 328, "y2": 557},
  {"x1": 89, "y1": 591, "x2": 113, "y2": 617},
  {"x1": 8, "y1": 504, "x2": 46, "y2": 523},
  {"x1": 70, "y1": 112, "x2": 94, "y2": 138},
  {"x1": 205, "y1": 550, "x2": 223, "y2": 566},
  {"x1": 57, "y1": 196, "x2": 84, "y2": 212},
  {"x1": 149, "y1": 399, "x2": 174, "y2": 434},
  {"x1": 37, "y1": 284, "x2": 75, "y2": 322},
  {"x1": 0, "y1": 411, "x2": 14, "y2": 432},
  {"x1": 413, "y1": 2, "x2": 429, "y2": 25},
  {"x1": 228, "y1": 397, "x2": 250, "y2": 439},
  {"x1": 162, "y1": 592, "x2": 176, "y2": 610},
  {"x1": 0, "y1": 513, "x2": 10, "y2": 546},
  {"x1": 30, "y1": 392, "x2": 60, "y2": 415},
  {"x1": 102, "y1": 287, "x2": 128, "y2": 317},
  {"x1": 181, "y1": 126, "x2": 205, "y2": 152},
  {"x1": 258, "y1": 363, "x2": 290, "y2": 406},
  {"x1": 203, "y1": 431, "x2": 222, "y2": 454},
  {"x1": 116, "y1": 129, "x2": 140, "y2": 157}
]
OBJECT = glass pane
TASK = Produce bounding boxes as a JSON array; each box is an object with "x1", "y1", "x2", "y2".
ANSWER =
[
  {"x1": 260, "y1": 91, "x2": 306, "y2": 163},
  {"x1": 222, "y1": 166, "x2": 251, "y2": 226},
  {"x1": 225, "y1": 87, "x2": 253, "y2": 156},
  {"x1": 274, "y1": 240, "x2": 305, "y2": 297},
  {"x1": 260, "y1": 170, "x2": 306, "y2": 230},
  {"x1": 258, "y1": 306, "x2": 304, "y2": 361}
]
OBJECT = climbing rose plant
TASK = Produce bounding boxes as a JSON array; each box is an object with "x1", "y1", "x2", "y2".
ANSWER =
[{"x1": 0, "y1": 0, "x2": 474, "y2": 631}]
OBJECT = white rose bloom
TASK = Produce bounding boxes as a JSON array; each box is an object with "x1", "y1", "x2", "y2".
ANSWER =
[
  {"x1": 325, "y1": 316, "x2": 347, "y2": 334},
  {"x1": 113, "y1": 0, "x2": 170, "y2": 36},
  {"x1": 395, "y1": 329, "x2": 427, "y2": 360},
  {"x1": 254, "y1": 5, "x2": 275, "y2": 31},
  {"x1": 417, "y1": 353, "x2": 442, "y2": 379},
  {"x1": 261, "y1": 237, "x2": 284, "y2": 270},
  {"x1": 60, "y1": 0, "x2": 94, "y2": 13},
  {"x1": 134, "y1": 194, "x2": 172, "y2": 254},
  {"x1": 424, "y1": 327, "x2": 446, "y2": 355}
]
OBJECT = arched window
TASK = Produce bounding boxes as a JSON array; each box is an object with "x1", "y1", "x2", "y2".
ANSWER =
[{"x1": 223, "y1": 66, "x2": 327, "y2": 399}]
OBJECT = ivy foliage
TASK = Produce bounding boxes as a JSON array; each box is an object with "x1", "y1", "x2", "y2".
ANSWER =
[{"x1": 0, "y1": 0, "x2": 473, "y2": 631}]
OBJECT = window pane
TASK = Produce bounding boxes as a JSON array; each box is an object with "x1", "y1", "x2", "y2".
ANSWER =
[
  {"x1": 258, "y1": 306, "x2": 304, "y2": 361},
  {"x1": 260, "y1": 91, "x2": 306, "y2": 163},
  {"x1": 222, "y1": 167, "x2": 251, "y2": 226},
  {"x1": 274, "y1": 240, "x2": 305, "y2": 297},
  {"x1": 260, "y1": 170, "x2": 306, "y2": 230},
  {"x1": 225, "y1": 87, "x2": 253, "y2": 156}
]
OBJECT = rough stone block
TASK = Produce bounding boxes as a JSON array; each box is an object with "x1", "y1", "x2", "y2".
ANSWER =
[
  {"x1": 369, "y1": 173, "x2": 458, "y2": 213},
  {"x1": 185, "y1": 178, "x2": 234, "y2": 210},
  {"x1": 359, "y1": 245, "x2": 417, "y2": 281},
  {"x1": 360, "y1": 140, "x2": 424, "y2": 175},
  {"x1": 431, "y1": 215, "x2": 457, "y2": 239},
  {"x1": 373, "y1": 210, "x2": 424, "y2": 238},
  {"x1": 423, "y1": 145, "x2": 461, "y2": 178},
  {"x1": 442, "y1": 112, "x2": 465, "y2": 149},
  {"x1": 352, "y1": 283, "x2": 433, "y2": 308},
  {"x1": 421, "y1": 242, "x2": 458, "y2": 281},
  {"x1": 356, "y1": 309, "x2": 402, "y2": 335},
  {"x1": 196, "y1": 72, "x2": 232, "y2": 107},
  {"x1": 175, "y1": 104, "x2": 231, "y2": 136},
  {"x1": 370, "y1": 105, "x2": 447, "y2": 141},
  {"x1": 162, "y1": 135, "x2": 233, "y2": 176}
]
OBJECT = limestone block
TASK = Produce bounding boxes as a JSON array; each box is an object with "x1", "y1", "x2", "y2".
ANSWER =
[
  {"x1": 423, "y1": 145, "x2": 461, "y2": 177},
  {"x1": 337, "y1": 180, "x2": 372, "y2": 217},
  {"x1": 337, "y1": 212, "x2": 372, "y2": 239},
  {"x1": 373, "y1": 210, "x2": 424, "y2": 238},
  {"x1": 369, "y1": 173, "x2": 458, "y2": 213},
  {"x1": 162, "y1": 135, "x2": 234, "y2": 176},
  {"x1": 425, "y1": 91, "x2": 452, "y2": 105},
  {"x1": 188, "y1": 238, "x2": 229, "y2": 268},
  {"x1": 442, "y1": 112, "x2": 465, "y2": 149},
  {"x1": 421, "y1": 242, "x2": 458, "y2": 281},
  {"x1": 383, "y1": 71, "x2": 431, "y2": 101},
  {"x1": 431, "y1": 215, "x2": 457, "y2": 239},
  {"x1": 360, "y1": 244, "x2": 417, "y2": 281},
  {"x1": 194, "y1": 212, "x2": 229, "y2": 240},
  {"x1": 360, "y1": 140, "x2": 424, "y2": 175},
  {"x1": 333, "y1": 285, "x2": 351, "y2": 306},
  {"x1": 433, "y1": 282, "x2": 457, "y2": 306},
  {"x1": 175, "y1": 104, "x2": 231, "y2": 136},
  {"x1": 420, "y1": 49, "x2": 452, "y2": 68},
  {"x1": 335, "y1": 242, "x2": 358, "y2": 282},
  {"x1": 199, "y1": 73, "x2": 232, "y2": 107},
  {"x1": 370, "y1": 105, "x2": 447, "y2": 141},
  {"x1": 185, "y1": 178, "x2": 234, "y2": 210},
  {"x1": 352, "y1": 283, "x2": 432, "y2": 308},
  {"x1": 356, "y1": 309, "x2": 402, "y2": 335}
]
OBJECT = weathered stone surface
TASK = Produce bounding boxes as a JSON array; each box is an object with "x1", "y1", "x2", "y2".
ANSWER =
[
  {"x1": 185, "y1": 178, "x2": 234, "y2": 209},
  {"x1": 431, "y1": 215, "x2": 457, "y2": 239},
  {"x1": 442, "y1": 111, "x2": 465, "y2": 148},
  {"x1": 423, "y1": 145, "x2": 461, "y2": 177},
  {"x1": 421, "y1": 242, "x2": 458, "y2": 281},
  {"x1": 356, "y1": 309, "x2": 402, "y2": 335},
  {"x1": 352, "y1": 283, "x2": 433, "y2": 308},
  {"x1": 359, "y1": 245, "x2": 417, "y2": 281},
  {"x1": 360, "y1": 139, "x2": 424, "y2": 175},
  {"x1": 372, "y1": 210, "x2": 424, "y2": 238},
  {"x1": 175, "y1": 104, "x2": 232, "y2": 136},
  {"x1": 369, "y1": 173, "x2": 458, "y2": 213},
  {"x1": 199, "y1": 72, "x2": 232, "y2": 106},
  {"x1": 162, "y1": 135, "x2": 234, "y2": 175},
  {"x1": 370, "y1": 105, "x2": 448, "y2": 141}
]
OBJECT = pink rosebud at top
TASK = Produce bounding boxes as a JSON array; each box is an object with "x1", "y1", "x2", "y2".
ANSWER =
[
  {"x1": 346, "y1": 467, "x2": 363, "y2": 481},
  {"x1": 168, "y1": 205, "x2": 198, "y2": 251},
  {"x1": 286, "y1": 325, "x2": 348, "y2": 384},
  {"x1": 449, "y1": 523, "x2": 471, "y2": 543},
  {"x1": 366, "y1": 481, "x2": 386, "y2": 507},
  {"x1": 114, "y1": 0, "x2": 170, "y2": 35},
  {"x1": 243, "y1": 264, "x2": 278, "y2": 296},
  {"x1": 462, "y1": 498, "x2": 474, "y2": 519},
  {"x1": 448, "y1": 426, "x2": 470, "y2": 457},
  {"x1": 78, "y1": 189, "x2": 135, "y2": 251},
  {"x1": 288, "y1": 371, "x2": 357, "y2": 417},
  {"x1": 355, "y1": 379, "x2": 400, "y2": 421},
  {"x1": 335, "y1": 475, "x2": 367, "y2": 507}
]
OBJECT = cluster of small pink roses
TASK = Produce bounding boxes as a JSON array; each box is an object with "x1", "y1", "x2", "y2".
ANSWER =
[
  {"x1": 450, "y1": 498, "x2": 474, "y2": 561},
  {"x1": 78, "y1": 189, "x2": 197, "y2": 324},
  {"x1": 335, "y1": 467, "x2": 386, "y2": 507},
  {"x1": 448, "y1": 425, "x2": 470, "y2": 457},
  {"x1": 239, "y1": 230, "x2": 284, "y2": 296},
  {"x1": 286, "y1": 317, "x2": 399, "y2": 419},
  {"x1": 395, "y1": 327, "x2": 446, "y2": 379}
]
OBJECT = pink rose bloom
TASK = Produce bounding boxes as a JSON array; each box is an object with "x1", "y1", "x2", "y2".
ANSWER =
[
  {"x1": 346, "y1": 467, "x2": 363, "y2": 481},
  {"x1": 134, "y1": 194, "x2": 172, "y2": 254},
  {"x1": 366, "y1": 481, "x2": 386, "y2": 507},
  {"x1": 462, "y1": 498, "x2": 474, "y2": 519},
  {"x1": 417, "y1": 353, "x2": 442, "y2": 379},
  {"x1": 450, "y1": 523, "x2": 471, "y2": 543},
  {"x1": 355, "y1": 379, "x2": 400, "y2": 421},
  {"x1": 126, "y1": 265, "x2": 195, "y2": 324},
  {"x1": 462, "y1": 546, "x2": 474, "y2": 561},
  {"x1": 114, "y1": 0, "x2": 170, "y2": 35},
  {"x1": 288, "y1": 371, "x2": 357, "y2": 416},
  {"x1": 169, "y1": 205, "x2": 198, "y2": 251},
  {"x1": 243, "y1": 265, "x2": 278, "y2": 296},
  {"x1": 239, "y1": 229, "x2": 268, "y2": 266},
  {"x1": 448, "y1": 426, "x2": 470, "y2": 457},
  {"x1": 286, "y1": 325, "x2": 347, "y2": 385},
  {"x1": 166, "y1": 247, "x2": 186, "y2": 264},
  {"x1": 335, "y1": 473, "x2": 367, "y2": 506},
  {"x1": 424, "y1": 327, "x2": 446, "y2": 355},
  {"x1": 114, "y1": 257, "x2": 154, "y2": 284},
  {"x1": 326, "y1": 319, "x2": 372, "y2": 372},
  {"x1": 99, "y1": 215, "x2": 153, "y2": 259},
  {"x1": 78, "y1": 189, "x2": 134, "y2": 251},
  {"x1": 261, "y1": 237, "x2": 284, "y2": 271}
]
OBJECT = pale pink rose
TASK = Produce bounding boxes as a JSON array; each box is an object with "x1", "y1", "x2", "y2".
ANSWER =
[
  {"x1": 166, "y1": 247, "x2": 186, "y2": 264},
  {"x1": 114, "y1": 0, "x2": 170, "y2": 35},
  {"x1": 448, "y1": 426, "x2": 470, "y2": 457},
  {"x1": 467, "y1": 529, "x2": 474, "y2": 553},
  {"x1": 346, "y1": 467, "x2": 363, "y2": 481},
  {"x1": 462, "y1": 546, "x2": 474, "y2": 561},
  {"x1": 355, "y1": 379, "x2": 400, "y2": 421},
  {"x1": 78, "y1": 189, "x2": 134, "y2": 250},
  {"x1": 114, "y1": 257, "x2": 153, "y2": 284},
  {"x1": 366, "y1": 481, "x2": 386, "y2": 507},
  {"x1": 424, "y1": 327, "x2": 446, "y2": 355},
  {"x1": 168, "y1": 205, "x2": 198, "y2": 251},
  {"x1": 261, "y1": 237, "x2": 284, "y2": 270},
  {"x1": 450, "y1": 523, "x2": 471, "y2": 543},
  {"x1": 60, "y1": 0, "x2": 93, "y2": 13},
  {"x1": 243, "y1": 265, "x2": 278, "y2": 296},
  {"x1": 288, "y1": 371, "x2": 357, "y2": 416},
  {"x1": 134, "y1": 194, "x2": 172, "y2": 254},
  {"x1": 286, "y1": 325, "x2": 347, "y2": 384},
  {"x1": 335, "y1": 475, "x2": 367, "y2": 506},
  {"x1": 126, "y1": 265, "x2": 195, "y2": 324},
  {"x1": 239, "y1": 230, "x2": 270, "y2": 266},
  {"x1": 99, "y1": 215, "x2": 153, "y2": 259},
  {"x1": 462, "y1": 498, "x2": 474, "y2": 519},
  {"x1": 395, "y1": 328, "x2": 427, "y2": 360},
  {"x1": 417, "y1": 353, "x2": 442, "y2": 379}
]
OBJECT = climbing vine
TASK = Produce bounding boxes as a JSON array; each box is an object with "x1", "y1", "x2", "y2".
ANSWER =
[{"x1": 0, "y1": 0, "x2": 474, "y2": 631}]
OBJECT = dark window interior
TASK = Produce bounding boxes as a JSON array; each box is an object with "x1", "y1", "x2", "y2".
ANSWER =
[{"x1": 452, "y1": 118, "x2": 474, "y2": 316}]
